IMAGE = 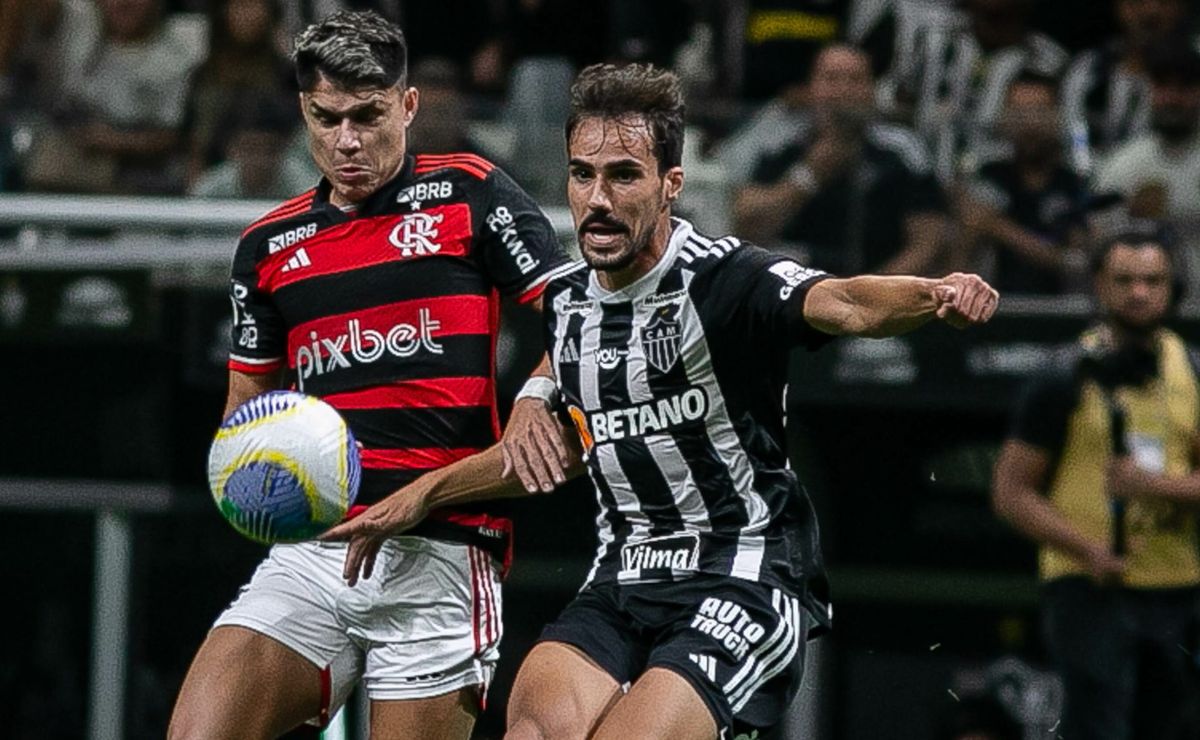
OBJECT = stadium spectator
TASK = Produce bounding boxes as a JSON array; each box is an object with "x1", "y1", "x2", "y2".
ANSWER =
[
  {"x1": 187, "y1": 96, "x2": 311, "y2": 200},
  {"x1": 185, "y1": 0, "x2": 292, "y2": 185},
  {"x1": 733, "y1": 43, "x2": 946, "y2": 276},
  {"x1": 1061, "y1": 0, "x2": 1190, "y2": 170},
  {"x1": 958, "y1": 74, "x2": 1089, "y2": 295},
  {"x1": 887, "y1": 0, "x2": 1069, "y2": 182},
  {"x1": 992, "y1": 230, "x2": 1200, "y2": 740},
  {"x1": 21, "y1": 0, "x2": 205, "y2": 194},
  {"x1": 1094, "y1": 40, "x2": 1200, "y2": 292}
]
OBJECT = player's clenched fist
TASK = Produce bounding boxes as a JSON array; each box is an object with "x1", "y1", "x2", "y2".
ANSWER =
[{"x1": 932, "y1": 273, "x2": 999, "y2": 328}]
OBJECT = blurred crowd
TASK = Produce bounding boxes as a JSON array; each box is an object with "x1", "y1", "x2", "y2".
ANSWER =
[{"x1": 3, "y1": 0, "x2": 1200, "y2": 297}]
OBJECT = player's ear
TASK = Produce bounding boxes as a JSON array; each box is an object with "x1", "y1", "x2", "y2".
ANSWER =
[
  {"x1": 402, "y1": 86, "x2": 419, "y2": 127},
  {"x1": 663, "y1": 166, "x2": 684, "y2": 205}
]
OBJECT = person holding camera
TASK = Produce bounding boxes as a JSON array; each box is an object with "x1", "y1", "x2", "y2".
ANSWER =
[
  {"x1": 732, "y1": 43, "x2": 947, "y2": 277},
  {"x1": 992, "y1": 230, "x2": 1200, "y2": 740}
]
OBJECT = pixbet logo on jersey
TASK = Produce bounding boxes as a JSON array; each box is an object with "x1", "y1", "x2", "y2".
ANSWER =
[{"x1": 294, "y1": 308, "x2": 443, "y2": 389}]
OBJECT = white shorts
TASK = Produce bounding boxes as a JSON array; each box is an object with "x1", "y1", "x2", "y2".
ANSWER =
[{"x1": 214, "y1": 536, "x2": 502, "y2": 725}]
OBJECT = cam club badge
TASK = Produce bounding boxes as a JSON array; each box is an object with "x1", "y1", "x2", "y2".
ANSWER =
[{"x1": 641, "y1": 303, "x2": 682, "y2": 373}]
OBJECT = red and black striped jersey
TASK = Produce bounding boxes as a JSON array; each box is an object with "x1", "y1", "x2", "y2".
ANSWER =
[{"x1": 226, "y1": 153, "x2": 574, "y2": 562}]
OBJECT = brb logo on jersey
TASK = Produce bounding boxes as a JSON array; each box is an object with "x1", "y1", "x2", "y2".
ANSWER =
[
  {"x1": 268, "y1": 223, "x2": 318, "y2": 254},
  {"x1": 389, "y1": 213, "x2": 444, "y2": 257},
  {"x1": 294, "y1": 308, "x2": 443, "y2": 389}
]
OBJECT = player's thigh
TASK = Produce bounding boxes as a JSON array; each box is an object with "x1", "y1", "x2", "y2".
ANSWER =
[
  {"x1": 169, "y1": 625, "x2": 322, "y2": 740},
  {"x1": 369, "y1": 687, "x2": 478, "y2": 740},
  {"x1": 506, "y1": 641, "x2": 624, "y2": 740},
  {"x1": 592, "y1": 666, "x2": 717, "y2": 740}
]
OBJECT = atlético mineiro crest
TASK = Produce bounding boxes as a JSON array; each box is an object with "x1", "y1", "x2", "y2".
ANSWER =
[{"x1": 641, "y1": 304, "x2": 682, "y2": 373}]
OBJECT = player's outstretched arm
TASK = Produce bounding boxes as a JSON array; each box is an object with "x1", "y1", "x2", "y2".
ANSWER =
[
  {"x1": 802, "y1": 272, "x2": 998, "y2": 338},
  {"x1": 320, "y1": 423, "x2": 585, "y2": 585}
]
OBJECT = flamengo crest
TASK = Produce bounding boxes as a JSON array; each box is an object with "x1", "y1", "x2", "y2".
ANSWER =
[
  {"x1": 641, "y1": 303, "x2": 682, "y2": 373},
  {"x1": 389, "y1": 212, "x2": 444, "y2": 257}
]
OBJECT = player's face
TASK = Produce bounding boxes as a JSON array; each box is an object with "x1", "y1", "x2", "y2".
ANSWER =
[
  {"x1": 301, "y1": 75, "x2": 417, "y2": 207},
  {"x1": 1096, "y1": 244, "x2": 1173, "y2": 332},
  {"x1": 567, "y1": 116, "x2": 683, "y2": 281}
]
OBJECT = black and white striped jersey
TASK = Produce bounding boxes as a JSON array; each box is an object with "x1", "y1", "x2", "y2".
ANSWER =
[{"x1": 544, "y1": 218, "x2": 833, "y2": 620}]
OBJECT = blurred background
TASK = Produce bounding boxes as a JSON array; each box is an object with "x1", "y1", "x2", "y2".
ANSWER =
[{"x1": 2, "y1": 0, "x2": 1200, "y2": 738}]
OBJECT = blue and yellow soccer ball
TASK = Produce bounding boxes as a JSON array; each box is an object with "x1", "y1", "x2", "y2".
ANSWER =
[{"x1": 207, "y1": 391, "x2": 361, "y2": 544}]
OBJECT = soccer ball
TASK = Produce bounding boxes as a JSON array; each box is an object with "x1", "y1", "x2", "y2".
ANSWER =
[{"x1": 207, "y1": 391, "x2": 361, "y2": 544}]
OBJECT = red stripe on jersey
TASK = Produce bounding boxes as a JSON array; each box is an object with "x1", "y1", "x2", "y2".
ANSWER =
[
  {"x1": 228, "y1": 357, "x2": 284, "y2": 374},
  {"x1": 323, "y1": 376, "x2": 493, "y2": 410},
  {"x1": 259, "y1": 204, "x2": 473, "y2": 290},
  {"x1": 416, "y1": 153, "x2": 495, "y2": 171},
  {"x1": 286, "y1": 295, "x2": 491, "y2": 366},
  {"x1": 414, "y1": 161, "x2": 490, "y2": 179},
  {"x1": 241, "y1": 190, "x2": 317, "y2": 237},
  {"x1": 360, "y1": 447, "x2": 482, "y2": 469}
]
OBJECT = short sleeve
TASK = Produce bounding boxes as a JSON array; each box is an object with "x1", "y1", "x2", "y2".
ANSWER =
[
  {"x1": 227, "y1": 237, "x2": 286, "y2": 374},
  {"x1": 1009, "y1": 374, "x2": 1078, "y2": 454},
  {"x1": 708, "y1": 246, "x2": 834, "y2": 350},
  {"x1": 476, "y1": 167, "x2": 572, "y2": 303}
]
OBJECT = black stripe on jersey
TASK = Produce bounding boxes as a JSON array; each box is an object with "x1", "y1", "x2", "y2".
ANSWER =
[
  {"x1": 359, "y1": 468, "x2": 427, "y2": 503},
  {"x1": 643, "y1": 268, "x2": 749, "y2": 534},
  {"x1": 294, "y1": 335, "x2": 493, "y2": 392},
  {"x1": 273, "y1": 260, "x2": 490, "y2": 325},
  {"x1": 340, "y1": 406, "x2": 497, "y2": 450},
  {"x1": 599, "y1": 301, "x2": 685, "y2": 533}
]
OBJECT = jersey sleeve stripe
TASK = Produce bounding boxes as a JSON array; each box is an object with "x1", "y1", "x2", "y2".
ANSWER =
[
  {"x1": 228, "y1": 355, "x2": 285, "y2": 373},
  {"x1": 416, "y1": 153, "x2": 496, "y2": 170},
  {"x1": 322, "y1": 376, "x2": 493, "y2": 410},
  {"x1": 240, "y1": 191, "x2": 317, "y2": 237},
  {"x1": 413, "y1": 161, "x2": 490, "y2": 179},
  {"x1": 360, "y1": 446, "x2": 484, "y2": 469},
  {"x1": 516, "y1": 260, "x2": 586, "y2": 303}
]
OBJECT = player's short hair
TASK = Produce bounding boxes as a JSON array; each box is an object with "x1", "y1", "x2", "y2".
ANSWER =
[
  {"x1": 566, "y1": 63, "x2": 685, "y2": 174},
  {"x1": 293, "y1": 10, "x2": 407, "y2": 92}
]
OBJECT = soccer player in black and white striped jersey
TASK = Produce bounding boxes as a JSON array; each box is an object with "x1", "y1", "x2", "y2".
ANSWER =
[{"x1": 325, "y1": 63, "x2": 999, "y2": 740}]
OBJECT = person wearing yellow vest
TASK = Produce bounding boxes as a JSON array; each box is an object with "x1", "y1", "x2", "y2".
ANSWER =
[{"x1": 993, "y1": 230, "x2": 1200, "y2": 740}]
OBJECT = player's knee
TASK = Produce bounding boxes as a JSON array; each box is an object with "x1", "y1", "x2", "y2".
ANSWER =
[{"x1": 507, "y1": 699, "x2": 594, "y2": 740}]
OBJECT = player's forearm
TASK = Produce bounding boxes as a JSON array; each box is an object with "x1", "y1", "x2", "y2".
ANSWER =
[
  {"x1": 993, "y1": 483, "x2": 1098, "y2": 562},
  {"x1": 807, "y1": 275, "x2": 940, "y2": 337},
  {"x1": 420, "y1": 443, "x2": 585, "y2": 509}
]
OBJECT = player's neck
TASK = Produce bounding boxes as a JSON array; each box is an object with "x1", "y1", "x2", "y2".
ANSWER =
[
  {"x1": 328, "y1": 156, "x2": 408, "y2": 209},
  {"x1": 596, "y1": 215, "x2": 675, "y2": 291}
]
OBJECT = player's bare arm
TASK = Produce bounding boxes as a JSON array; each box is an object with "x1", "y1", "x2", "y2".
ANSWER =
[
  {"x1": 502, "y1": 353, "x2": 574, "y2": 494},
  {"x1": 222, "y1": 369, "x2": 285, "y2": 418},
  {"x1": 322, "y1": 421, "x2": 585, "y2": 585},
  {"x1": 993, "y1": 440, "x2": 1124, "y2": 582},
  {"x1": 802, "y1": 271, "x2": 999, "y2": 338}
]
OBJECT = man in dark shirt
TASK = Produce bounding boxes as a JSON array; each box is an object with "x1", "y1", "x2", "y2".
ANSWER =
[
  {"x1": 960, "y1": 73, "x2": 1089, "y2": 294},
  {"x1": 733, "y1": 43, "x2": 946, "y2": 276}
]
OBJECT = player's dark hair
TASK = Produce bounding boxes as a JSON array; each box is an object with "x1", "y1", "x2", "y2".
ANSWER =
[
  {"x1": 293, "y1": 10, "x2": 407, "y2": 92},
  {"x1": 566, "y1": 63, "x2": 685, "y2": 174}
]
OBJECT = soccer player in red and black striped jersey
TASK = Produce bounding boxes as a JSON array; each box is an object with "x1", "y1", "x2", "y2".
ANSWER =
[{"x1": 168, "y1": 11, "x2": 575, "y2": 740}]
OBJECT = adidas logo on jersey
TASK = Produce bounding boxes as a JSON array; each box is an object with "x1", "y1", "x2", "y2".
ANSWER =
[
  {"x1": 559, "y1": 338, "x2": 580, "y2": 364},
  {"x1": 281, "y1": 248, "x2": 311, "y2": 272},
  {"x1": 688, "y1": 653, "x2": 717, "y2": 683},
  {"x1": 268, "y1": 222, "x2": 318, "y2": 253}
]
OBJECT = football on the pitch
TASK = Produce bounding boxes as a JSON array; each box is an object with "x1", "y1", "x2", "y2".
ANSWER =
[{"x1": 207, "y1": 391, "x2": 360, "y2": 544}]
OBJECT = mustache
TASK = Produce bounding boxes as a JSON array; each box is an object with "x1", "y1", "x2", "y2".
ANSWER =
[{"x1": 578, "y1": 212, "x2": 628, "y2": 233}]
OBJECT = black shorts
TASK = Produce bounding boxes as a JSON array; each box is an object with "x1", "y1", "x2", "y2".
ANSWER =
[{"x1": 538, "y1": 574, "x2": 815, "y2": 737}]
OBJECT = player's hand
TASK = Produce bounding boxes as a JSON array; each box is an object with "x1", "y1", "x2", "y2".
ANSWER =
[
  {"x1": 501, "y1": 397, "x2": 570, "y2": 494},
  {"x1": 318, "y1": 488, "x2": 431, "y2": 586},
  {"x1": 1082, "y1": 543, "x2": 1125, "y2": 585},
  {"x1": 932, "y1": 273, "x2": 998, "y2": 328},
  {"x1": 1106, "y1": 456, "x2": 1153, "y2": 500}
]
